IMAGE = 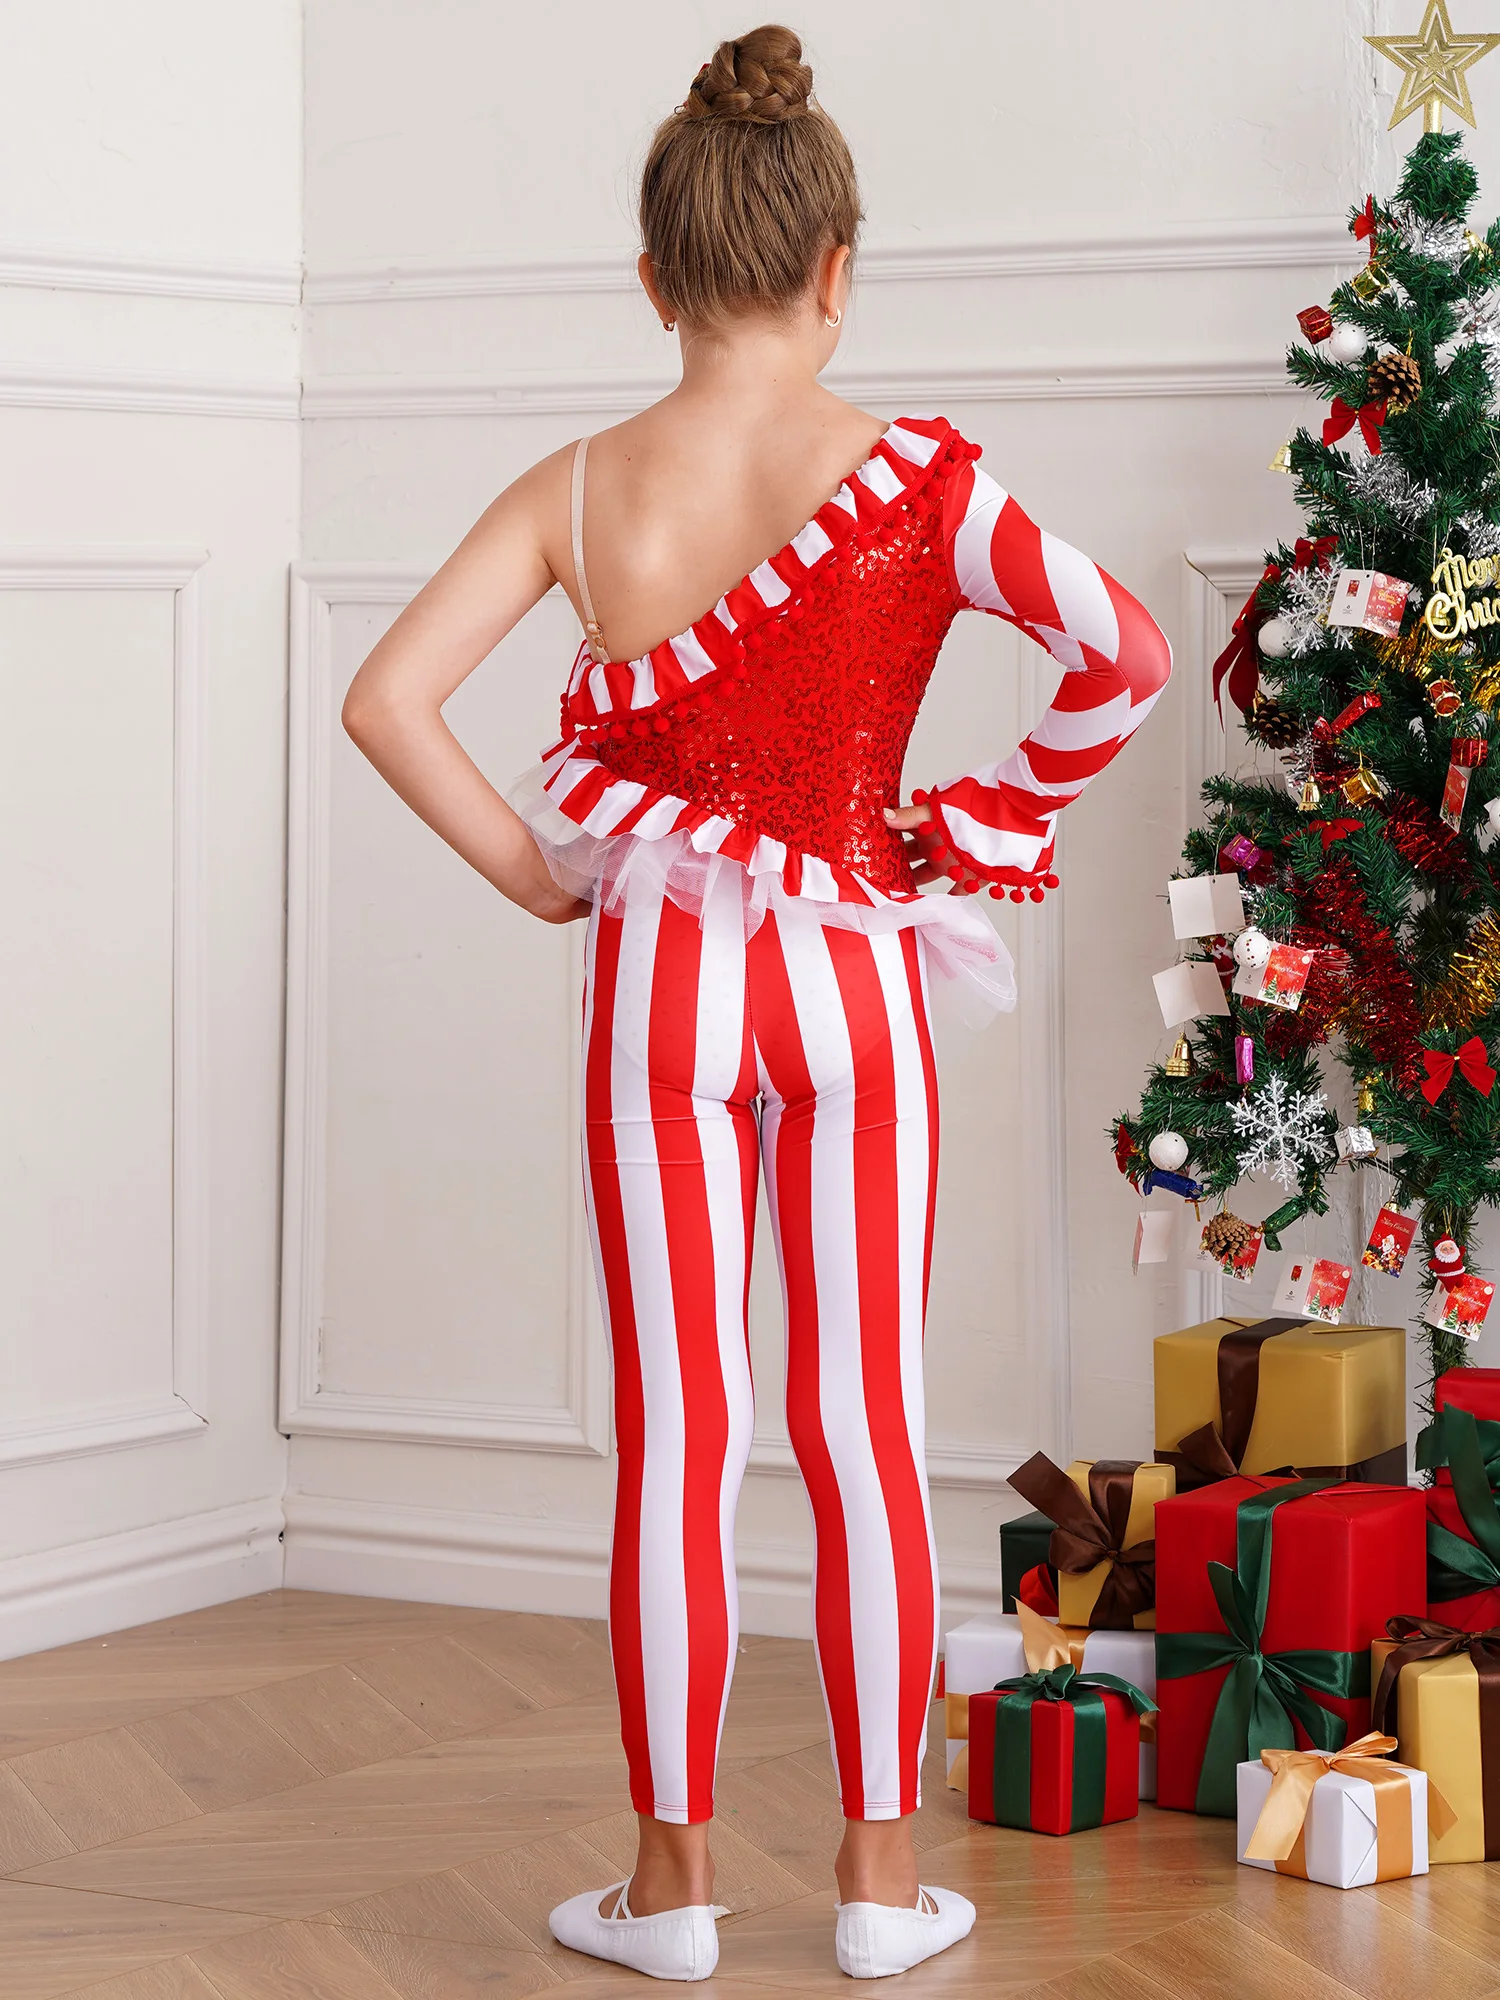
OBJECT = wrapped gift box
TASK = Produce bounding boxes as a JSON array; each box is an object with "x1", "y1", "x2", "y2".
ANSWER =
[
  {"x1": 1154, "y1": 1476, "x2": 1425, "y2": 1816},
  {"x1": 1418, "y1": 1400, "x2": 1500, "y2": 1629},
  {"x1": 1427, "y1": 1367, "x2": 1500, "y2": 1488},
  {"x1": 1236, "y1": 1746, "x2": 1430, "y2": 1885},
  {"x1": 1154, "y1": 1315, "x2": 1406, "y2": 1487},
  {"x1": 1426, "y1": 1482, "x2": 1500, "y2": 1631},
  {"x1": 1009, "y1": 1454, "x2": 1174, "y2": 1630},
  {"x1": 944, "y1": 1611, "x2": 1157, "y2": 1799},
  {"x1": 1000, "y1": 1511, "x2": 1056, "y2": 1614},
  {"x1": 1373, "y1": 1626, "x2": 1500, "y2": 1862},
  {"x1": 967, "y1": 1671, "x2": 1147, "y2": 1834},
  {"x1": 1436, "y1": 1365, "x2": 1500, "y2": 1420}
]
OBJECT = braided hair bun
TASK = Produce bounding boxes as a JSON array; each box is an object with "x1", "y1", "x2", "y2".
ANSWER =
[
  {"x1": 684, "y1": 26, "x2": 813, "y2": 124},
  {"x1": 640, "y1": 23, "x2": 861, "y2": 325}
]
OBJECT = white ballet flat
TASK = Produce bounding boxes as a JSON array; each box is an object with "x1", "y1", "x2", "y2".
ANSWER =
[
  {"x1": 548, "y1": 1877, "x2": 728, "y2": 1982},
  {"x1": 834, "y1": 1885, "x2": 976, "y2": 1979}
]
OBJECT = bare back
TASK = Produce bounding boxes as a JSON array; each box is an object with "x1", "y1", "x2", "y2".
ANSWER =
[{"x1": 543, "y1": 390, "x2": 888, "y2": 665}]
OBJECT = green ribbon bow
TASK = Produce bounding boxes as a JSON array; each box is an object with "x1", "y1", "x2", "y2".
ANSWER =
[
  {"x1": 1155, "y1": 1479, "x2": 1368, "y2": 1818},
  {"x1": 988, "y1": 1661, "x2": 1157, "y2": 1833},
  {"x1": 1419, "y1": 1405, "x2": 1500, "y2": 1603}
]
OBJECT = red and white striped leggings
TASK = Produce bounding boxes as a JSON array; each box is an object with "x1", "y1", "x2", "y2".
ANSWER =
[{"x1": 581, "y1": 872, "x2": 941, "y2": 1825}]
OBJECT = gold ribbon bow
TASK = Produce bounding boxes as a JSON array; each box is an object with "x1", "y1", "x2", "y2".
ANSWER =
[
  {"x1": 945, "y1": 1603, "x2": 1155, "y2": 1791},
  {"x1": 1244, "y1": 1731, "x2": 1456, "y2": 1880}
]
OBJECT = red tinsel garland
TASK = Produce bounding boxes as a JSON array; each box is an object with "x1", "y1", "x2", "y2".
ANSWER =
[
  {"x1": 1289, "y1": 856, "x2": 1425, "y2": 1087},
  {"x1": 1381, "y1": 795, "x2": 1472, "y2": 879}
]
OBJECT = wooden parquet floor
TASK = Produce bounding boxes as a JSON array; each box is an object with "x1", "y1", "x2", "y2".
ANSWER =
[{"x1": 2, "y1": 1590, "x2": 1499, "y2": 1998}]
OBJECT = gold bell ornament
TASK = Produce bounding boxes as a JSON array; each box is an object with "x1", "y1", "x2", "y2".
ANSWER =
[
  {"x1": 1164, "y1": 1033, "x2": 1195, "y2": 1078},
  {"x1": 1357, "y1": 1075, "x2": 1378, "y2": 1118},
  {"x1": 1298, "y1": 774, "x2": 1323, "y2": 812}
]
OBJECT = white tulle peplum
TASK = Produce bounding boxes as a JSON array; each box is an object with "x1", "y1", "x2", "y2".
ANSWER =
[{"x1": 508, "y1": 757, "x2": 1018, "y2": 1025}]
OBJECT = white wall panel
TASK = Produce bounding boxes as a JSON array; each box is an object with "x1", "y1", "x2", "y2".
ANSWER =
[
  {"x1": 3, "y1": 588, "x2": 175, "y2": 1418},
  {"x1": 0, "y1": 0, "x2": 298, "y2": 1648},
  {"x1": 281, "y1": 572, "x2": 609, "y2": 1456}
]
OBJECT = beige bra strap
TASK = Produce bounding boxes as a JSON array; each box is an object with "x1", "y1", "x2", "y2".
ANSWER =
[{"x1": 571, "y1": 436, "x2": 608, "y2": 664}]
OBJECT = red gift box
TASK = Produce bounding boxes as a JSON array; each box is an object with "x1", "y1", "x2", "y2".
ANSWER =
[
  {"x1": 1432, "y1": 1368, "x2": 1500, "y2": 1486},
  {"x1": 967, "y1": 1682, "x2": 1140, "y2": 1834},
  {"x1": 1427, "y1": 1482, "x2": 1500, "y2": 1630},
  {"x1": 1154, "y1": 1476, "x2": 1425, "y2": 1815}
]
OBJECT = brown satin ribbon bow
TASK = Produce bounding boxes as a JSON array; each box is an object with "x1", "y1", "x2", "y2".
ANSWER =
[
  {"x1": 1173, "y1": 1317, "x2": 1307, "y2": 1483},
  {"x1": 1243, "y1": 1732, "x2": 1454, "y2": 1879},
  {"x1": 1373, "y1": 1615, "x2": 1500, "y2": 1861},
  {"x1": 1008, "y1": 1454, "x2": 1155, "y2": 1630}
]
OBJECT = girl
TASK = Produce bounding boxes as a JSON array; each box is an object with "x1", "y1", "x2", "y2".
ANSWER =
[{"x1": 343, "y1": 24, "x2": 1170, "y2": 1981}]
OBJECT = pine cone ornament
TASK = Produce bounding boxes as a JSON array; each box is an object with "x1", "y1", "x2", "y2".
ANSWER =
[
  {"x1": 1202, "y1": 1211, "x2": 1257, "y2": 1259},
  {"x1": 1248, "y1": 695, "x2": 1303, "y2": 748},
  {"x1": 1366, "y1": 349, "x2": 1422, "y2": 410}
]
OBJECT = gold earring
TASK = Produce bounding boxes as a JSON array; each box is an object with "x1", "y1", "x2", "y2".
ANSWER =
[{"x1": 824, "y1": 306, "x2": 842, "y2": 328}]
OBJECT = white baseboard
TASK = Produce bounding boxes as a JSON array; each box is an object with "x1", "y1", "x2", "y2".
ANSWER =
[
  {"x1": 0, "y1": 1498, "x2": 285, "y2": 1661},
  {"x1": 281, "y1": 1493, "x2": 1002, "y2": 1640}
]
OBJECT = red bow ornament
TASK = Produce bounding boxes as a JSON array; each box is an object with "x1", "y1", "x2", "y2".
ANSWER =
[
  {"x1": 1293, "y1": 535, "x2": 1339, "y2": 572},
  {"x1": 1420, "y1": 1035, "x2": 1498, "y2": 1106},
  {"x1": 1353, "y1": 194, "x2": 1377, "y2": 252},
  {"x1": 1308, "y1": 818, "x2": 1364, "y2": 851},
  {"x1": 1210, "y1": 538, "x2": 1338, "y2": 723},
  {"x1": 1324, "y1": 397, "x2": 1388, "y2": 455}
]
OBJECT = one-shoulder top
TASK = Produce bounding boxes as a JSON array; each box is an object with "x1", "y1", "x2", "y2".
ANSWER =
[{"x1": 509, "y1": 415, "x2": 1172, "y2": 1019}]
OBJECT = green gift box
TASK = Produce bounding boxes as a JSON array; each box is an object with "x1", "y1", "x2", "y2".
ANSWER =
[{"x1": 1001, "y1": 1509, "x2": 1057, "y2": 1614}]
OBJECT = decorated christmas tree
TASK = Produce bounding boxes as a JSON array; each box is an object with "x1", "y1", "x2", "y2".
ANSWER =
[{"x1": 1114, "y1": 23, "x2": 1500, "y2": 1422}]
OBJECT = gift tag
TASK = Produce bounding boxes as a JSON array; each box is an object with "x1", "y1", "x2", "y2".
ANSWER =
[
  {"x1": 1325, "y1": 568, "x2": 1412, "y2": 637},
  {"x1": 1425, "y1": 1271, "x2": 1496, "y2": 1338},
  {"x1": 1273, "y1": 1255, "x2": 1353, "y2": 1323},
  {"x1": 1196, "y1": 1220, "x2": 1265, "y2": 1283},
  {"x1": 1153, "y1": 959, "x2": 1232, "y2": 1029},
  {"x1": 1233, "y1": 942, "x2": 1316, "y2": 1013},
  {"x1": 1361, "y1": 1205, "x2": 1417, "y2": 1276},
  {"x1": 1442, "y1": 753, "x2": 1477, "y2": 832},
  {"x1": 1133, "y1": 1211, "x2": 1173, "y2": 1271},
  {"x1": 1168, "y1": 872, "x2": 1246, "y2": 940}
]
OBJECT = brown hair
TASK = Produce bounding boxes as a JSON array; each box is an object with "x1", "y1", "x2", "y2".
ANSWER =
[{"x1": 639, "y1": 25, "x2": 862, "y2": 327}]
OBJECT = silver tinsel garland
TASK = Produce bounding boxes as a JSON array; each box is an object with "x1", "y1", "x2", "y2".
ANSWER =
[
  {"x1": 1457, "y1": 510, "x2": 1500, "y2": 560},
  {"x1": 1341, "y1": 452, "x2": 1438, "y2": 527},
  {"x1": 1387, "y1": 200, "x2": 1467, "y2": 267}
]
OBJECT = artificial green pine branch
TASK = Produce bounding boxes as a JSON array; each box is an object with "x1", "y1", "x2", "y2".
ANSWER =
[{"x1": 1115, "y1": 127, "x2": 1500, "y2": 1426}]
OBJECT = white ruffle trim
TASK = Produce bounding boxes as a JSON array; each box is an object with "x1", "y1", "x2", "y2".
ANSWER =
[{"x1": 508, "y1": 762, "x2": 1017, "y2": 1026}]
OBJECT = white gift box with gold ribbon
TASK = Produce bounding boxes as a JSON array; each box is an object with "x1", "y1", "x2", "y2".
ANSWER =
[
  {"x1": 1235, "y1": 1736, "x2": 1441, "y2": 1887},
  {"x1": 943, "y1": 1606, "x2": 1157, "y2": 1801}
]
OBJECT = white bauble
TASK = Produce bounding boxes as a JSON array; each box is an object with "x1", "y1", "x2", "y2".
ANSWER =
[
  {"x1": 1257, "y1": 617, "x2": 1292, "y2": 658},
  {"x1": 1327, "y1": 323, "x2": 1368, "y2": 365},
  {"x1": 1148, "y1": 1131, "x2": 1190, "y2": 1173},
  {"x1": 1233, "y1": 927, "x2": 1273, "y2": 971}
]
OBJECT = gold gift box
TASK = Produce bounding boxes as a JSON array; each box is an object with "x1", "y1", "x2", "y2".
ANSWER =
[
  {"x1": 1372, "y1": 1639, "x2": 1487, "y2": 1865},
  {"x1": 1056, "y1": 1459, "x2": 1174, "y2": 1631},
  {"x1": 1154, "y1": 1316, "x2": 1405, "y2": 1477}
]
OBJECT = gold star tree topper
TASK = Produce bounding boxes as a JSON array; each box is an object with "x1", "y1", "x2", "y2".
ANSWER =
[{"x1": 1367, "y1": 0, "x2": 1500, "y2": 130}]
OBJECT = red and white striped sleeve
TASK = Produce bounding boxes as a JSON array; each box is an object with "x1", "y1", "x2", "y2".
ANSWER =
[{"x1": 916, "y1": 461, "x2": 1172, "y2": 901}]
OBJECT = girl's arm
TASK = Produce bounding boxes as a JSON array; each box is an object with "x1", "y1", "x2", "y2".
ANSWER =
[
  {"x1": 341, "y1": 452, "x2": 588, "y2": 924},
  {"x1": 890, "y1": 459, "x2": 1172, "y2": 900}
]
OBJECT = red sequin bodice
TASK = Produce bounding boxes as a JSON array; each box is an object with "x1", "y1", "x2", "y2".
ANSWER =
[{"x1": 581, "y1": 461, "x2": 959, "y2": 895}]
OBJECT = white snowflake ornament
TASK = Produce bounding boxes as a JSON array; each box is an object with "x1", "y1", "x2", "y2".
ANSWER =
[{"x1": 1230, "y1": 1075, "x2": 1334, "y2": 1191}]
